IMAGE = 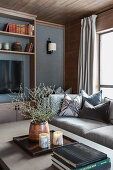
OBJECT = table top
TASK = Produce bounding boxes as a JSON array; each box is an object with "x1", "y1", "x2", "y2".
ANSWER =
[{"x1": 0, "y1": 124, "x2": 112, "y2": 170}]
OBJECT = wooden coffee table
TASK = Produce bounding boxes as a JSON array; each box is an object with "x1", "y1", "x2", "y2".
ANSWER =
[{"x1": 0, "y1": 124, "x2": 112, "y2": 170}]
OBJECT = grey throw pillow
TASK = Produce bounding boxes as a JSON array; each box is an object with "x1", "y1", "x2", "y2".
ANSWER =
[
  {"x1": 80, "y1": 90, "x2": 102, "y2": 106},
  {"x1": 104, "y1": 97, "x2": 113, "y2": 124},
  {"x1": 65, "y1": 88, "x2": 72, "y2": 94},
  {"x1": 55, "y1": 87, "x2": 72, "y2": 94},
  {"x1": 78, "y1": 100, "x2": 110, "y2": 123},
  {"x1": 55, "y1": 87, "x2": 64, "y2": 94},
  {"x1": 59, "y1": 94, "x2": 82, "y2": 117}
]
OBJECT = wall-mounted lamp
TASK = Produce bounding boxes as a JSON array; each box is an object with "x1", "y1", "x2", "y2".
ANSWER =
[{"x1": 47, "y1": 38, "x2": 56, "y2": 54}]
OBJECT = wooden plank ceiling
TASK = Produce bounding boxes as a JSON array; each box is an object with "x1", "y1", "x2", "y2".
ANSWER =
[{"x1": 0, "y1": 0, "x2": 113, "y2": 24}]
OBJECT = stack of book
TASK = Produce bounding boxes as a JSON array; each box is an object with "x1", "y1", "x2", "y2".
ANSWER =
[
  {"x1": 4, "y1": 23, "x2": 34, "y2": 35},
  {"x1": 25, "y1": 42, "x2": 34, "y2": 52},
  {"x1": 51, "y1": 143, "x2": 111, "y2": 170}
]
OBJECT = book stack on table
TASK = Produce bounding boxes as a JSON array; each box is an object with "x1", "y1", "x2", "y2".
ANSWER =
[{"x1": 51, "y1": 143, "x2": 111, "y2": 170}]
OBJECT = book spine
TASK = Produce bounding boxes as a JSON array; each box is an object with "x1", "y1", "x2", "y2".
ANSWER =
[
  {"x1": 23, "y1": 25, "x2": 25, "y2": 34},
  {"x1": 31, "y1": 24, "x2": 33, "y2": 36},
  {"x1": 29, "y1": 24, "x2": 31, "y2": 35},
  {"x1": 30, "y1": 43, "x2": 34, "y2": 52},
  {"x1": 52, "y1": 161, "x2": 65, "y2": 170},
  {"x1": 52, "y1": 157, "x2": 70, "y2": 170},
  {"x1": 19, "y1": 25, "x2": 21, "y2": 34},
  {"x1": 12, "y1": 24, "x2": 16, "y2": 33},
  {"x1": 77, "y1": 158, "x2": 111, "y2": 170},
  {"x1": 53, "y1": 152, "x2": 76, "y2": 168},
  {"x1": 20, "y1": 25, "x2": 25, "y2": 34},
  {"x1": 32, "y1": 24, "x2": 34, "y2": 35},
  {"x1": 52, "y1": 161, "x2": 111, "y2": 170},
  {"x1": 27, "y1": 25, "x2": 29, "y2": 34},
  {"x1": 9, "y1": 23, "x2": 13, "y2": 32},
  {"x1": 16, "y1": 24, "x2": 18, "y2": 33}
]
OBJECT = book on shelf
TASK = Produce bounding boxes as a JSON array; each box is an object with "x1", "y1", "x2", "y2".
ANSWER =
[
  {"x1": 4, "y1": 23, "x2": 34, "y2": 35},
  {"x1": 25, "y1": 42, "x2": 34, "y2": 52},
  {"x1": 53, "y1": 143, "x2": 107, "y2": 169},
  {"x1": 32, "y1": 24, "x2": 34, "y2": 35},
  {"x1": 16, "y1": 24, "x2": 19, "y2": 33},
  {"x1": 51, "y1": 154, "x2": 111, "y2": 170}
]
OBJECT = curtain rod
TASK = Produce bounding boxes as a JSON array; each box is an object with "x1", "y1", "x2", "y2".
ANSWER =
[{"x1": 96, "y1": 6, "x2": 113, "y2": 15}]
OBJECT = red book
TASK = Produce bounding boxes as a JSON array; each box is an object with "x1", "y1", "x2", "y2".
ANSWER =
[
  {"x1": 18, "y1": 25, "x2": 21, "y2": 34},
  {"x1": 12, "y1": 24, "x2": 16, "y2": 33},
  {"x1": 9, "y1": 23, "x2": 13, "y2": 32},
  {"x1": 31, "y1": 24, "x2": 33, "y2": 36},
  {"x1": 16, "y1": 24, "x2": 19, "y2": 33}
]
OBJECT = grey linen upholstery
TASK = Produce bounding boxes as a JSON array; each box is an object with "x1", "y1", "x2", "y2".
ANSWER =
[
  {"x1": 85, "y1": 126, "x2": 113, "y2": 149},
  {"x1": 50, "y1": 117, "x2": 108, "y2": 137}
]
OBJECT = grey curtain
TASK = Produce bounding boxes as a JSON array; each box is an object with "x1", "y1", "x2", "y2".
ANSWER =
[{"x1": 78, "y1": 15, "x2": 97, "y2": 95}]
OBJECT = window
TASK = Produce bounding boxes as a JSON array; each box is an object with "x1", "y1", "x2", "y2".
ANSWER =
[{"x1": 100, "y1": 31, "x2": 113, "y2": 98}]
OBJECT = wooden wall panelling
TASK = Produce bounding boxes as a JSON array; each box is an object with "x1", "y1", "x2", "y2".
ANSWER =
[
  {"x1": 30, "y1": 19, "x2": 36, "y2": 89},
  {"x1": 0, "y1": 1, "x2": 113, "y2": 24},
  {"x1": 97, "y1": 8, "x2": 113, "y2": 33},
  {"x1": 36, "y1": 20, "x2": 64, "y2": 29},
  {"x1": 65, "y1": 21, "x2": 81, "y2": 93}
]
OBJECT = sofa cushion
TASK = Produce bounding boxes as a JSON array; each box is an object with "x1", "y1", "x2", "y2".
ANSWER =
[
  {"x1": 78, "y1": 100, "x2": 110, "y2": 123},
  {"x1": 55, "y1": 87, "x2": 64, "y2": 94},
  {"x1": 50, "y1": 117, "x2": 108, "y2": 137},
  {"x1": 80, "y1": 90, "x2": 102, "y2": 106},
  {"x1": 55, "y1": 87, "x2": 72, "y2": 94},
  {"x1": 85, "y1": 126, "x2": 113, "y2": 149},
  {"x1": 59, "y1": 95, "x2": 81, "y2": 117},
  {"x1": 50, "y1": 94, "x2": 79, "y2": 115},
  {"x1": 104, "y1": 97, "x2": 113, "y2": 124}
]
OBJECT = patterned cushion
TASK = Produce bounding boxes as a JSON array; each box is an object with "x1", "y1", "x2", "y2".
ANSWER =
[
  {"x1": 78, "y1": 100, "x2": 110, "y2": 123},
  {"x1": 59, "y1": 94, "x2": 82, "y2": 117},
  {"x1": 81, "y1": 90, "x2": 102, "y2": 106},
  {"x1": 50, "y1": 94, "x2": 81, "y2": 115}
]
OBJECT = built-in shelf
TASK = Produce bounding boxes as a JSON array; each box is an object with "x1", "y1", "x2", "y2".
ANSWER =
[
  {"x1": 0, "y1": 50, "x2": 34, "y2": 55},
  {"x1": 0, "y1": 8, "x2": 36, "y2": 89},
  {"x1": 0, "y1": 30, "x2": 35, "y2": 38}
]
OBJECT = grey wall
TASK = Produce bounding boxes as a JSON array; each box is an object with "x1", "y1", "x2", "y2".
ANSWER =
[
  {"x1": 0, "y1": 17, "x2": 30, "y2": 102},
  {"x1": 36, "y1": 24, "x2": 64, "y2": 88}
]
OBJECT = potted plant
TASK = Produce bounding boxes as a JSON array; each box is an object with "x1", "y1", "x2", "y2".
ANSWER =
[{"x1": 11, "y1": 84, "x2": 56, "y2": 141}]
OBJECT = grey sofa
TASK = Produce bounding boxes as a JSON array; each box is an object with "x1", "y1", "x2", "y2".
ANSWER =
[{"x1": 50, "y1": 94, "x2": 113, "y2": 150}]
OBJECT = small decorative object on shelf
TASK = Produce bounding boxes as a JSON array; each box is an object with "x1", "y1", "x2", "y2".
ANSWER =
[
  {"x1": 3, "y1": 43, "x2": 10, "y2": 50},
  {"x1": 10, "y1": 83, "x2": 56, "y2": 142},
  {"x1": 53, "y1": 131, "x2": 63, "y2": 145},
  {"x1": 39, "y1": 133, "x2": 50, "y2": 148},
  {"x1": 12, "y1": 42, "x2": 22, "y2": 51}
]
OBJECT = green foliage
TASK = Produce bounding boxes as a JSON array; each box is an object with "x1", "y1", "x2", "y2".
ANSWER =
[{"x1": 10, "y1": 84, "x2": 56, "y2": 123}]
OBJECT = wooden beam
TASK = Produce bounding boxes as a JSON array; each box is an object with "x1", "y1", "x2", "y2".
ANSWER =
[
  {"x1": 36, "y1": 19, "x2": 64, "y2": 29},
  {"x1": 0, "y1": 7, "x2": 37, "y2": 21}
]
